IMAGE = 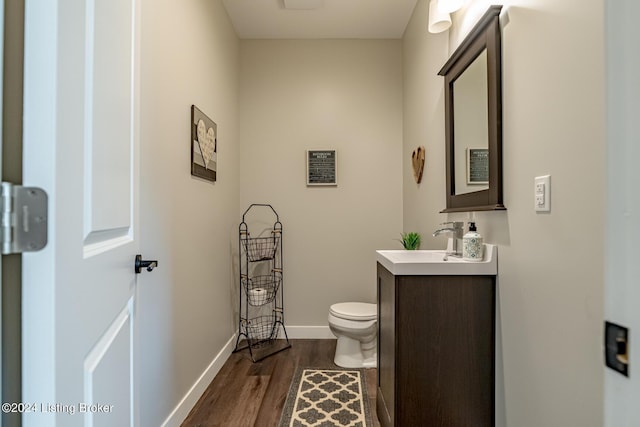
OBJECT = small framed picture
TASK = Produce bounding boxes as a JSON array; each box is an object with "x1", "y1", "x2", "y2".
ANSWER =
[
  {"x1": 306, "y1": 149, "x2": 337, "y2": 186},
  {"x1": 191, "y1": 105, "x2": 217, "y2": 183},
  {"x1": 466, "y1": 148, "x2": 489, "y2": 185}
]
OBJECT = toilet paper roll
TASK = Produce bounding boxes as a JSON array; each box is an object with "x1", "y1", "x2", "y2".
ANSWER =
[{"x1": 248, "y1": 287, "x2": 266, "y2": 302}]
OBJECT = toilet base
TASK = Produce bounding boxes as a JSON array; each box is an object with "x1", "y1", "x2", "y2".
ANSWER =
[{"x1": 334, "y1": 335, "x2": 377, "y2": 368}]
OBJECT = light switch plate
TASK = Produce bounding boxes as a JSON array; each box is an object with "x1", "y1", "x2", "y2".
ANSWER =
[{"x1": 534, "y1": 175, "x2": 551, "y2": 212}]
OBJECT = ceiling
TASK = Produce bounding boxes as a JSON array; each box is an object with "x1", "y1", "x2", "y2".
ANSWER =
[{"x1": 221, "y1": 0, "x2": 419, "y2": 39}]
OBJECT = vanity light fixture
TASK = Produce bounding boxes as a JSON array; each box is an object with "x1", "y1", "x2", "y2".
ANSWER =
[
  {"x1": 438, "y1": 0, "x2": 464, "y2": 14},
  {"x1": 428, "y1": 0, "x2": 452, "y2": 33}
]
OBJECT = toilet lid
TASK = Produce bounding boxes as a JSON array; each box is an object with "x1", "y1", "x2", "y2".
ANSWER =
[{"x1": 330, "y1": 302, "x2": 377, "y2": 321}]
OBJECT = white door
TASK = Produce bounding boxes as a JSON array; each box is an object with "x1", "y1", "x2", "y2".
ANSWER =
[
  {"x1": 604, "y1": 0, "x2": 640, "y2": 425},
  {"x1": 0, "y1": 0, "x2": 4, "y2": 411},
  {"x1": 22, "y1": 0, "x2": 142, "y2": 426}
]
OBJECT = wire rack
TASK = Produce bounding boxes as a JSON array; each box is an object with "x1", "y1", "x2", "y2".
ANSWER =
[
  {"x1": 241, "y1": 271, "x2": 282, "y2": 306},
  {"x1": 241, "y1": 312, "x2": 282, "y2": 345},
  {"x1": 240, "y1": 233, "x2": 280, "y2": 262},
  {"x1": 234, "y1": 204, "x2": 291, "y2": 362}
]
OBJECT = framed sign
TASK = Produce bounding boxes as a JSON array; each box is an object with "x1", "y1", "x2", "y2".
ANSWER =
[
  {"x1": 191, "y1": 105, "x2": 217, "y2": 183},
  {"x1": 306, "y1": 149, "x2": 337, "y2": 186},
  {"x1": 466, "y1": 148, "x2": 489, "y2": 185}
]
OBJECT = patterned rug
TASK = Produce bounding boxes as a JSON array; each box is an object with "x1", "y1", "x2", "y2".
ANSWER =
[{"x1": 278, "y1": 367, "x2": 372, "y2": 427}]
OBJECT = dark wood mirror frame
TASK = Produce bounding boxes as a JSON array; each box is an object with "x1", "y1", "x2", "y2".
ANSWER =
[{"x1": 438, "y1": 5, "x2": 505, "y2": 212}]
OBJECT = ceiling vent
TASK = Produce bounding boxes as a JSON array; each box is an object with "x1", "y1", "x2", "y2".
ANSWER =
[{"x1": 283, "y1": 0, "x2": 324, "y2": 10}]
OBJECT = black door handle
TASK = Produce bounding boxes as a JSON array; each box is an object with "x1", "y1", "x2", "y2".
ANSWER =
[{"x1": 135, "y1": 254, "x2": 158, "y2": 273}]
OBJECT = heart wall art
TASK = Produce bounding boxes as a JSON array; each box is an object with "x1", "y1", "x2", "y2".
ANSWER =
[
  {"x1": 412, "y1": 146, "x2": 425, "y2": 184},
  {"x1": 191, "y1": 105, "x2": 217, "y2": 183}
]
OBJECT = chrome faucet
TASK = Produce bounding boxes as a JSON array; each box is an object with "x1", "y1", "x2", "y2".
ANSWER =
[{"x1": 433, "y1": 221, "x2": 464, "y2": 257}]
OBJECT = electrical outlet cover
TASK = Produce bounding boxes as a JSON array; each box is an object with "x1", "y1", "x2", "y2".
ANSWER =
[{"x1": 605, "y1": 321, "x2": 629, "y2": 377}]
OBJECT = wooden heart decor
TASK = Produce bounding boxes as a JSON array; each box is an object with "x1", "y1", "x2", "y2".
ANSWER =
[{"x1": 412, "y1": 146, "x2": 425, "y2": 184}]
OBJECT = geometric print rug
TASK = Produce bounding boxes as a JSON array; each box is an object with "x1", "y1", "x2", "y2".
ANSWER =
[{"x1": 278, "y1": 367, "x2": 373, "y2": 427}]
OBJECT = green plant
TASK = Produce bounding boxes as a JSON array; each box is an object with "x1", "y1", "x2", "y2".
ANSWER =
[{"x1": 399, "y1": 232, "x2": 421, "y2": 250}]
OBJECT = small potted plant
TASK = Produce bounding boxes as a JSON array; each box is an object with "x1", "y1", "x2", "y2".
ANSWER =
[{"x1": 399, "y1": 232, "x2": 421, "y2": 250}]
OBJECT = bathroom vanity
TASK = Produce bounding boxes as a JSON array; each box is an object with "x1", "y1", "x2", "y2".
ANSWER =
[{"x1": 376, "y1": 246, "x2": 497, "y2": 427}]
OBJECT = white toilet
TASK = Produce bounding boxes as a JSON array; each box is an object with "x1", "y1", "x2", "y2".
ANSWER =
[{"x1": 328, "y1": 302, "x2": 377, "y2": 368}]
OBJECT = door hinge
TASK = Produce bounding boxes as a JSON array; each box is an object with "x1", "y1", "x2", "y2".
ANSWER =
[{"x1": 1, "y1": 182, "x2": 48, "y2": 255}]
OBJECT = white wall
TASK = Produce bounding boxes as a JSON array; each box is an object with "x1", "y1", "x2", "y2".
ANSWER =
[
  {"x1": 238, "y1": 40, "x2": 403, "y2": 327},
  {"x1": 604, "y1": 0, "x2": 640, "y2": 424},
  {"x1": 138, "y1": 1, "x2": 239, "y2": 425},
  {"x1": 404, "y1": 1, "x2": 605, "y2": 426},
  {"x1": 403, "y1": 1, "x2": 449, "y2": 245}
]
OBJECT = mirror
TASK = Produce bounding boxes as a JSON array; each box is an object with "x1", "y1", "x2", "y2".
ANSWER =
[
  {"x1": 438, "y1": 6, "x2": 505, "y2": 212},
  {"x1": 454, "y1": 49, "x2": 488, "y2": 195}
]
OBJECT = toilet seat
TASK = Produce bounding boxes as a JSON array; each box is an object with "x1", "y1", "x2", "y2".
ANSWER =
[{"x1": 329, "y1": 302, "x2": 376, "y2": 321}]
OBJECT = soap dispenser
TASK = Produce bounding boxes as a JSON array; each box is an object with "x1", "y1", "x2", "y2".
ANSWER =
[{"x1": 463, "y1": 222, "x2": 484, "y2": 262}]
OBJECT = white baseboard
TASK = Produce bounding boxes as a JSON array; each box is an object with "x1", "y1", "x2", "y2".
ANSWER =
[
  {"x1": 160, "y1": 326, "x2": 335, "y2": 426},
  {"x1": 285, "y1": 325, "x2": 334, "y2": 339},
  {"x1": 160, "y1": 334, "x2": 236, "y2": 427}
]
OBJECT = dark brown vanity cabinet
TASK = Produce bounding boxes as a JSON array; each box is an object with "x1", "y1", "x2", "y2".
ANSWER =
[{"x1": 376, "y1": 263, "x2": 496, "y2": 426}]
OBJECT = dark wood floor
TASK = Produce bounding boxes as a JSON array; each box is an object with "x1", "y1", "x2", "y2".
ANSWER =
[{"x1": 181, "y1": 339, "x2": 380, "y2": 427}]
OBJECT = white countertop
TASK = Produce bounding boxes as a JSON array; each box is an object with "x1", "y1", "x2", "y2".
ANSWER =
[{"x1": 376, "y1": 244, "x2": 497, "y2": 276}]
